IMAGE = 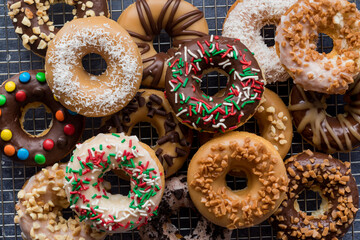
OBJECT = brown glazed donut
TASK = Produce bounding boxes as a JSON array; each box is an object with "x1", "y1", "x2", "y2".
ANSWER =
[
  {"x1": 99, "y1": 89, "x2": 192, "y2": 177},
  {"x1": 269, "y1": 150, "x2": 359, "y2": 240},
  {"x1": 117, "y1": 0, "x2": 209, "y2": 88},
  {"x1": 289, "y1": 79, "x2": 360, "y2": 153},
  {"x1": 7, "y1": 0, "x2": 109, "y2": 57}
]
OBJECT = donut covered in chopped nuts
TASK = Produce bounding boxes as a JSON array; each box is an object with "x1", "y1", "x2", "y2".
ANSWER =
[
  {"x1": 269, "y1": 150, "x2": 359, "y2": 240},
  {"x1": 275, "y1": 0, "x2": 360, "y2": 94},
  {"x1": 188, "y1": 131, "x2": 288, "y2": 229},
  {"x1": 7, "y1": 0, "x2": 109, "y2": 57},
  {"x1": 14, "y1": 163, "x2": 106, "y2": 240}
]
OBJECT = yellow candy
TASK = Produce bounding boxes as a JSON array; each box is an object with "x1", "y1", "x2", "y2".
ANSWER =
[
  {"x1": 53, "y1": 94, "x2": 58, "y2": 101},
  {"x1": 5, "y1": 81, "x2": 16, "y2": 92},
  {"x1": 1, "y1": 129, "x2": 12, "y2": 141}
]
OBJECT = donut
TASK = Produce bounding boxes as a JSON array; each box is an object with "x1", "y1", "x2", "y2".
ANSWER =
[
  {"x1": 165, "y1": 35, "x2": 266, "y2": 133},
  {"x1": 269, "y1": 150, "x2": 359, "y2": 240},
  {"x1": 187, "y1": 131, "x2": 288, "y2": 229},
  {"x1": 222, "y1": 0, "x2": 296, "y2": 83},
  {"x1": 117, "y1": 0, "x2": 209, "y2": 88},
  {"x1": 64, "y1": 133, "x2": 165, "y2": 233},
  {"x1": 45, "y1": 16, "x2": 143, "y2": 117},
  {"x1": 275, "y1": 0, "x2": 360, "y2": 94},
  {"x1": 99, "y1": 89, "x2": 193, "y2": 177},
  {"x1": 7, "y1": 0, "x2": 109, "y2": 57},
  {"x1": 14, "y1": 163, "x2": 106, "y2": 240},
  {"x1": 0, "y1": 70, "x2": 84, "y2": 166},
  {"x1": 289, "y1": 79, "x2": 360, "y2": 154},
  {"x1": 139, "y1": 175, "x2": 232, "y2": 239}
]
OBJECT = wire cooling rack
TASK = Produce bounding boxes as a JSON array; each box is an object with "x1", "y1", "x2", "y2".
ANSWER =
[{"x1": 0, "y1": 0, "x2": 360, "y2": 239}]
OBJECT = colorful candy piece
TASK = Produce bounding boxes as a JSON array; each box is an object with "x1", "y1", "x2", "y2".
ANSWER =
[
  {"x1": 1, "y1": 129, "x2": 12, "y2": 141},
  {"x1": 4, "y1": 144, "x2": 15, "y2": 156},
  {"x1": 17, "y1": 148, "x2": 29, "y2": 160},
  {"x1": 19, "y1": 72, "x2": 31, "y2": 83},
  {"x1": 5, "y1": 81, "x2": 16, "y2": 92}
]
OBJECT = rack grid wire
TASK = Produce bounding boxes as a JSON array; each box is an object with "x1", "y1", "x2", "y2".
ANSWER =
[{"x1": 0, "y1": 0, "x2": 360, "y2": 239}]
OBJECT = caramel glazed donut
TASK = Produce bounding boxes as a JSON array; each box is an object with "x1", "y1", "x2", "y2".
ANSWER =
[
  {"x1": 99, "y1": 89, "x2": 193, "y2": 177},
  {"x1": 188, "y1": 132, "x2": 288, "y2": 229},
  {"x1": 269, "y1": 151, "x2": 359, "y2": 240},
  {"x1": 7, "y1": 0, "x2": 109, "y2": 57},
  {"x1": 15, "y1": 163, "x2": 106, "y2": 240},
  {"x1": 0, "y1": 70, "x2": 85, "y2": 166},
  {"x1": 289, "y1": 78, "x2": 360, "y2": 154},
  {"x1": 222, "y1": 0, "x2": 296, "y2": 83},
  {"x1": 118, "y1": 0, "x2": 209, "y2": 88},
  {"x1": 139, "y1": 175, "x2": 232, "y2": 240},
  {"x1": 45, "y1": 16, "x2": 143, "y2": 117},
  {"x1": 275, "y1": 0, "x2": 360, "y2": 94}
]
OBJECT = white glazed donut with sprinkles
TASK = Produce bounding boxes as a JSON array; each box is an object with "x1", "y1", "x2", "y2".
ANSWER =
[{"x1": 64, "y1": 133, "x2": 165, "y2": 233}]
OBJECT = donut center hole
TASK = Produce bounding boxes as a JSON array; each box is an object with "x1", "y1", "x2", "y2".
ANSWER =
[
  {"x1": 325, "y1": 93, "x2": 346, "y2": 115},
  {"x1": 101, "y1": 170, "x2": 130, "y2": 195},
  {"x1": 260, "y1": 24, "x2": 276, "y2": 47},
  {"x1": 82, "y1": 53, "x2": 107, "y2": 76},
  {"x1": 169, "y1": 207, "x2": 201, "y2": 237},
  {"x1": 48, "y1": 3, "x2": 74, "y2": 28},
  {"x1": 295, "y1": 189, "x2": 327, "y2": 216},
  {"x1": 21, "y1": 103, "x2": 53, "y2": 136},
  {"x1": 130, "y1": 122, "x2": 159, "y2": 147},
  {"x1": 316, "y1": 33, "x2": 334, "y2": 54},
  {"x1": 153, "y1": 29, "x2": 172, "y2": 53},
  {"x1": 200, "y1": 70, "x2": 228, "y2": 97},
  {"x1": 226, "y1": 171, "x2": 248, "y2": 191}
]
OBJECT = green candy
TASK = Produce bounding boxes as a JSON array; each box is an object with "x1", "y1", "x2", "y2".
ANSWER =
[
  {"x1": 36, "y1": 72, "x2": 46, "y2": 83},
  {"x1": 34, "y1": 154, "x2": 46, "y2": 164},
  {"x1": 0, "y1": 95, "x2": 6, "y2": 106}
]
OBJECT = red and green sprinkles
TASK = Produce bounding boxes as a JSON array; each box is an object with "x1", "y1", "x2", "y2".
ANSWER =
[{"x1": 65, "y1": 134, "x2": 162, "y2": 232}]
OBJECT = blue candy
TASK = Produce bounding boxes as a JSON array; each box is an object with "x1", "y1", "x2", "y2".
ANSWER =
[
  {"x1": 17, "y1": 148, "x2": 29, "y2": 160},
  {"x1": 19, "y1": 72, "x2": 31, "y2": 83},
  {"x1": 67, "y1": 109, "x2": 78, "y2": 115}
]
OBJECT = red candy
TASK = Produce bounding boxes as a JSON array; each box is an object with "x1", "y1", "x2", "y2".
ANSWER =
[
  {"x1": 15, "y1": 91, "x2": 26, "y2": 102},
  {"x1": 64, "y1": 124, "x2": 75, "y2": 136},
  {"x1": 43, "y1": 139, "x2": 54, "y2": 151}
]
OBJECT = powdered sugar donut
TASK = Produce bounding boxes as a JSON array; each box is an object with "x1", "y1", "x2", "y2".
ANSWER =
[{"x1": 223, "y1": 0, "x2": 296, "y2": 83}]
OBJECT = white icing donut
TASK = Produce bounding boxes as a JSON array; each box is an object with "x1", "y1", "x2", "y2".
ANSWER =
[{"x1": 222, "y1": 0, "x2": 296, "y2": 83}]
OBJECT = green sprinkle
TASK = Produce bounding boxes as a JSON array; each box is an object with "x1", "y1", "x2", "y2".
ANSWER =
[
  {"x1": 179, "y1": 94, "x2": 183, "y2": 100},
  {"x1": 100, "y1": 144, "x2": 103, "y2": 150},
  {"x1": 79, "y1": 161, "x2": 84, "y2": 169},
  {"x1": 112, "y1": 133, "x2": 120, "y2": 138},
  {"x1": 213, "y1": 49, "x2": 227, "y2": 56},
  {"x1": 232, "y1": 100, "x2": 241, "y2": 111},
  {"x1": 174, "y1": 83, "x2": 181, "y2": 92},
  {"x1": 215, "y1": 112, "x2": 220, "y2": 120},
  {"x1": 224, "y1": 95, "x2": 234, "y2": 102},
  {"x1": 196, "y1": 117, "x2": 201, "y2": 124},
  {"x1": 86, "y1": 162, "x2": 94, "y2": 170},
  {"x1": 244, "y1": 49, "x2": 248, "y2": 52},
  {"x1": 70, "y1": 156, "x2": 74, "y2": 162},
  {"x1": 225, "y1": 106, "x2": 228, "y2": 115},
  {"x1": 83, "y1": 180, "x2": 90, "y2": 184},
  {"x1": 102, "y1": 195, "x2": 109, "y2": 199},
  {"x1": 205, "y1": 50, "x2": 211, "y2": 57},
  {"x1": 121, "y1": 139, "x2": 126, "y2": 143},
  {"x1": 178, "y1": 107, "x2": 183, "y2": 112},
  {"x1": 65, "y1": 176, "x2": 70, "y2": 182},
  {"x1": 109, "y1": 153, "x2": 116, "y2": 157},
  {"x1": 184, "y1": 96, "x2": 190, "y2": 103},
  {"x1": 73, "y1": 196, "x2": 79, "y2": 204},
  {"x1": 92, "y1": 194, "x2": 97, "y2": 199},
  {"x1": 91, "y1": 147, "x2": 96, "y2": 152},
  {"x1": 233, "y1": 50, "x2": 238, "y2": 59},
  {"x1": 194, "y1": 59, "x2": 202, "y2": 62},
  {"x1": 92, "y1": 182, "x2": 98, "y2": 187},
  {"x1": 182, "y1": 78, "x2": 189, "y2": 87},
  {"x1": 229, "y1": 69, "x2": 235, "y2": 75},
  {"x1": 241, "y1": 100, "x2": 255, "y2": 108}
]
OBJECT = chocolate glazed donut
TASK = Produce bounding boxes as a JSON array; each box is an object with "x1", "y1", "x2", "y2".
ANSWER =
[
  {"x1": 117, "y1": 0, "x2": 209, "y2": 88},
  {"x1": 289, "y1": 79, "x2": 360, "y2": 153},
  {"x1": 269, "y1": 150, "x2": 359, "y2": 240}
]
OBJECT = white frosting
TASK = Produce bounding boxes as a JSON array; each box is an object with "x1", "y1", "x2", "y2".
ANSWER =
[{"x1": 223, "y1": 0, "x2": 296, "y2": 83}]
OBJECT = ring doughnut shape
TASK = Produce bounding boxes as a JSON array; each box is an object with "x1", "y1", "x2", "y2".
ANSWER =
[
  {"x1": 99, "y1": 89, "x2": 193, "y2": 177},
  {"x1": 45, "y1": 16, "x2": 143, "y2": 117},
  {"x1": 117, "y1": 0, "x2": 209, "y2": 88},
  {"x1": 165, "y1": 35, "x2": 266, "y2": 133},
  {"x1": 289, "y1": 80, "x2": 360, "y2": 154},
  {"x1": 7, "y1": 0, "x2": 109, "y2": 57},
  {"x1": 188, "y1": 131, "x2": 288, "y2": 229},
  {"x1": 65, "y1": 133, "x2": 165, "y2": 233},
  {"x1": 0, "y1": 70, "x2": 84, "y2": 166},
  {"x1": 15, "y1": 163, "x2": 106, "y2": 240},
  {"x1": 275, "y1": 0, "x2": 360, "y2": 94},
  {"x1": 269, "y1": 151, "x2": 359, "y2": 240},
  {"x1": 223, "y1": 0, "x2": 296, "y2": 83}
]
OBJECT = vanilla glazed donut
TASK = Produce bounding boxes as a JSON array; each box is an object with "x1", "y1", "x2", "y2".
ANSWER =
[
  {"x1": 222, "y1": 0, "x2": 296, "y2": 83},
  {"x1": 99, "y1": 89, "x2": 193, "y2": 177},
  {"x1": 117, "y1": 0, "x2": 209, "y2": 88},
  {"x1": 45, "y1": 16, "x2": 143, "y2": 117},
  {"x1": 269, "y1": 150, "x2": 359, "y2": 240},
  {"x1": 275, "y1": 0, "x2": 360, "y2": 94},
  {"x1": 165, "y1": 35, "x2": 266, "y2": 133},
  {"x1": 0, "y1": 70, "x2": 85, "y2": 166},
  {"x1": 188, "y1": 131, "x2": 288, "y2": 229},
  {"x1": 289, "y1": 78, "x2": 360, "y2": 154},
  {"x1": 7, "y1": 0, "x2": 109, "y2": 57},
  {"x1": 64, "y1": 133, "x2": 165, "y2": 233},
  {"x1": 139, "y1": 175, "x2": 232, "y2": 240},
  {"x1": 14, "y1": 163, "x2": 106, "y2": 240}
]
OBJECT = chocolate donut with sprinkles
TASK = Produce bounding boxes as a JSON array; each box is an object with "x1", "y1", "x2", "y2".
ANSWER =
[
  {"x1": 0, "y1": 70, "x2": 84, "y2": 166},
  {"x1": 165, "y1": 35, "x2": 266, "y2": 133},
  {"x1": 64, "y1": 133, "x2": 165, "y2": 233}
]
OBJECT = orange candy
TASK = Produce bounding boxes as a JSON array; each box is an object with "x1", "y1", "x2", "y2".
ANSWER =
[
  {"x1": 55, "y1": 110, "x2": 65, "y2": 122},
  {"x1": 4, "y1": 144, "x2": 15, "y2": 156}
]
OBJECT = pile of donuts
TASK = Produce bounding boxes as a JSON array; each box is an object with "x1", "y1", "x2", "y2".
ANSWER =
[{"x1": 3, "y1": 0, "x2": 360, "y2": 239}]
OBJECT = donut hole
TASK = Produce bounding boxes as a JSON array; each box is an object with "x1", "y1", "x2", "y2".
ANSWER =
[
  {"x1": 81, "y1": 53, "x2": 107, "y2": 76},
  {"x1": 153, "y1": 29, "x2": 173, "y2": 53},
  {"x1": 295, "y1": 189, "x2": 328, "y2": 217},
  {"x1": 325, "y1": 90, "x2": 346, "y2": 115},
  {"x1": 260, "y1": 24, "x2": 276, "y2": 47},
  {"x1": 226, "y1": 172, "x2": 248, "y2": 191},
  {"x1": 100, "y1": 171, "x2": 130, "y2": 196},
  {"x1": 200, "y1": 70, "x2": 229, "y2": 97},
  {"x1": 21, "y1": 102, "x2": 53, "y2": 136},
  {"x1": 316, "y1": 33, "x2": 334, "y2": 54},
  {"x1": 48, "y1": 3, "x2": 74, "y2": 28},
  {"x1": 130, "y1": 122, "x2": 159, "y2": 147}
]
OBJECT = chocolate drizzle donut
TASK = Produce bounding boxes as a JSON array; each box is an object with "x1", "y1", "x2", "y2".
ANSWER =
[
  {"x1": 99, "y1": 89, "x2": 192, "y2": 177},
  {"x1": 0, "y1": 70, "x2": 85, "y2": 166},
  {"x1": 269, "y1": 150, "x2": 359, "y2": 240},
  {"x1": 7, "y1": 0, "x2": 109, "y2": 57},
  {"x1": 117, "y1": 0, "x2": 209, "y2": 88}
]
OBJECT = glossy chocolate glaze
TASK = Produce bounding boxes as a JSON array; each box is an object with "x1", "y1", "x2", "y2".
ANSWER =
[{"x1": 0, "y1": 70, "x2": 85, "y2": 166}]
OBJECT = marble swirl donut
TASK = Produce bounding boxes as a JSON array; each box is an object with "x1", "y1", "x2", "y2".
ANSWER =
[
  {"x1": 165, "y1": 35, "x2": 266, "y2": 133},
  {"x1": 289, "y1": 79, "x2": 360, "y2": 154},
  {"x1": 117, "y1": 0, "x2": 209, "y2": 88},
  {"x1": 99, "y1": 89, "x2": 192, "y2": 177},
  {"x1": 223, "y1": 0, "x2": 296, "y2": 83},
  {"x1": 275, "y1": 0, "x2": 360, "y2": 94},
  {"x1": 269, "y1": 150, "x2": 359, "y2": 240},
  {"x1": 7, "y1": 0, "x2": 109, "y2": 57},
  {"x1": 139, "y1": 175, "x2": 232, "y2": 240},
  {"x1": 14, "y1": 163, "x2": 106, "y2": 240},
  {"x1": 0, "y1": 70, "x2": 84, "y2": 166}
]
